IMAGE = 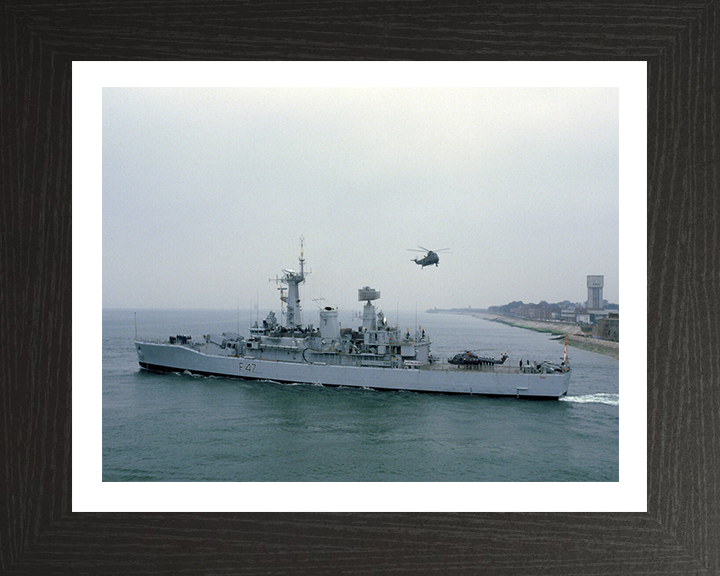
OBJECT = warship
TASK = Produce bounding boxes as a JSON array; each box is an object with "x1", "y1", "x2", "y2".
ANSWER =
[{"x1": 135, "y1": 242, "x2": 570, "y2": 399}]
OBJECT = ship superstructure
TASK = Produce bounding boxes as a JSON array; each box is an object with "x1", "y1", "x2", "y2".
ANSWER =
[{"x1": 135, "y1": 244, "x2": 570, "y2": 399}]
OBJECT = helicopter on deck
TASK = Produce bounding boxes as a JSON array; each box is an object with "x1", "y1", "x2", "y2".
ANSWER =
[{"x1": 407, "y1": 246, "x2": 451, "y2": 268}]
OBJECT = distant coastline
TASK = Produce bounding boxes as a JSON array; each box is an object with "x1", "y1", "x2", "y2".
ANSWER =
[{"x1": 427, "y1": 308, "x2": 619, "y2": 359}]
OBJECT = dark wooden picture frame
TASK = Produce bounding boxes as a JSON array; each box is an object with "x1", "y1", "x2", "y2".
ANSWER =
[{"x1": 2, "y1": 2, "x2": 717, "y2": 574}]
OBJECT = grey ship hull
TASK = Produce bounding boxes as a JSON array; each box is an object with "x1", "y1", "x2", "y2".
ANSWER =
[{"x1": 135, "y1": 341, "x2": 570, "y2": 399}]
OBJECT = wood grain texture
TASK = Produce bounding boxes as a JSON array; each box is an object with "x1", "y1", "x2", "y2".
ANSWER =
[{"x1": 1, "y1": 1, "x2": 718, "y2": 574}]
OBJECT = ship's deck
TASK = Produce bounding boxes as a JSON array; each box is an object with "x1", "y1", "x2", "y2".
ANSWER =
[
  {"x1": 136, "y1": 339, "x2": 567, "y2": 376},
  {"x1": 421, "y1": 361, "x2": 566, "y2": 376},
  {"x1": 418, "y1": 360, "x2": 515, "y2": 373}
]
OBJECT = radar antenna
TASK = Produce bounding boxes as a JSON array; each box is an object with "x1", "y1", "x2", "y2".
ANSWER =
[{"x1": 358, "y1": 286, "x2": 381, "y2": 331}]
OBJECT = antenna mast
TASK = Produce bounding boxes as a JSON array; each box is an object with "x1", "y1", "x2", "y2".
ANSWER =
[{"x1": 270, "y1": 238, "x2": 309, "y2": 329}]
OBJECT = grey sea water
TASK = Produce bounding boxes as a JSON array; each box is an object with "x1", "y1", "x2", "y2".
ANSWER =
[{"x1": 103, "y1": 309, "x2": 619, "y2": 482}]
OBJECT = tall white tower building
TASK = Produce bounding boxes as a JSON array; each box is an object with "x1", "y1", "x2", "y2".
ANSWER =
[{"x1": 587, "y1": 275, "x2": 604, "y2": 310}]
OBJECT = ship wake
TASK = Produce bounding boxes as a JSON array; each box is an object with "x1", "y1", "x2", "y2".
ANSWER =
[{"x1": 560, "y1": 393, "x2": 619, "y2": 406}]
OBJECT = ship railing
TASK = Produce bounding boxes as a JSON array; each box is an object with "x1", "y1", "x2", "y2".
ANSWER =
[
  {"x1": 135, "y1": 336, "x2": 166, "y2": 344},
  {"x1": 493, "y1": 364, "x2": 517, "y2": 374},
  {"x1": 422, "y1": 360, "x2": 521, "y2": 374},
  {"x1": 135, "y1": 336, "x2": 193, "y2": 346}
]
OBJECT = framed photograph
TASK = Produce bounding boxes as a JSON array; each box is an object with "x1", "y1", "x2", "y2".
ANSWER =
[
  {"x1": 83, "y1": 63, "x2": 637, "y2": 510},
  {"x1": 3, "y1": 3, "x2": 717, "y2": 574}
]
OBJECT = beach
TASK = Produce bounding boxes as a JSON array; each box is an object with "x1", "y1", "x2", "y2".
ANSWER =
[{"x1": 471, "y1": 313, "x2": 619, "y2": 359}]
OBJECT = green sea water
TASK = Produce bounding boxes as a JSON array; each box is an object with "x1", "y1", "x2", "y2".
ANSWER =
[{"x1": 103, "y1": 309, "x2": 619, "y2": 482}]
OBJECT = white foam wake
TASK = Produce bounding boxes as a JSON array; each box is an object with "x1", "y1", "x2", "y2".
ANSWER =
[{"x1": 560, "y1": 393, "x2": 619, "y2": 406}]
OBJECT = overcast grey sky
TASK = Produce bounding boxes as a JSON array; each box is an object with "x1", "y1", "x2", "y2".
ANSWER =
[{"x1": 103, "y1": 87, "x2": 618, "y2": 312}]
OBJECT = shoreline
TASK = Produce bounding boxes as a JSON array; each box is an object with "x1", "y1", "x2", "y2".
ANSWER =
[{"x1": 437, "y1": 311, "x2": 619, "y2": 360}]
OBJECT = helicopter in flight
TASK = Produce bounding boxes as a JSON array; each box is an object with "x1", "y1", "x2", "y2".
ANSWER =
[{"x1": 407, "y1": 246, "x2": 451, "y2": 268}]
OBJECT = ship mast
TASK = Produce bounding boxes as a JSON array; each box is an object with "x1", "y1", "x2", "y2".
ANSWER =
[{"x1": 272, "y1": 238, "x2": 308, "y2": 329}]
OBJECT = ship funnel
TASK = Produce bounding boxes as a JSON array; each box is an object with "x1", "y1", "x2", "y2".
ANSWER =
[{"x1": 319, "y1": 306, "x2": 340, "y2": 340}]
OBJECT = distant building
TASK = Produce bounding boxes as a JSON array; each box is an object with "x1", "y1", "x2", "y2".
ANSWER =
[
  {"x1": 561, "y1": 307, "x2": 577, "y2": 322},
  {"x1": 576, "y1": 313, "x2": 591, "y2": 324},
  {"x1": 587, "y1": 275, "x2": 604, "y2": 310},
  {"x1": 594, "y1": 312, "x2": 619, "y2": 341},
  {"x1": 510, "y1": 302, "x2": 560, "y2": 321}
]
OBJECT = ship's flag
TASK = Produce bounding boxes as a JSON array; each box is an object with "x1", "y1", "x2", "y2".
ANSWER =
[{"x1": 564, "y1": 337, "x2": 568, "y2": 363}]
